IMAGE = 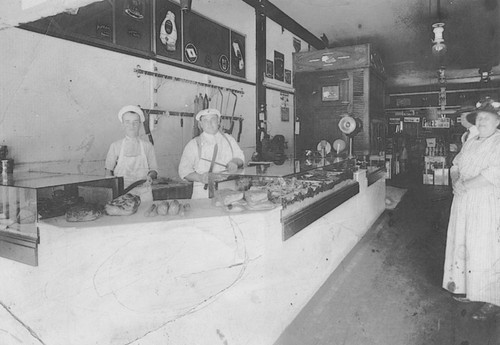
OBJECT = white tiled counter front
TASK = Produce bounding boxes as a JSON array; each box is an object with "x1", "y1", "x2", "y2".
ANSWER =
[{"x1": 0, "y1": 174, "x2": 385, "y2": 345}]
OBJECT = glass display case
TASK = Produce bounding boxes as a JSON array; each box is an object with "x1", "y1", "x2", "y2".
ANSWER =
[
  {"x1": 212, "y1": 158, "x2": 360, "y2": 240},
  {"x1": 0, "y1": 171, "x2": 122, "y2": 266}
]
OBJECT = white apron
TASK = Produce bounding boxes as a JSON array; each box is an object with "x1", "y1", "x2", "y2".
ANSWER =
[
  {"x1": 114, "y1": 139, "x2": 153, "y2": 202},
  {"x1": 191, "y1": 181, "x2": 209, "y2": 199}
]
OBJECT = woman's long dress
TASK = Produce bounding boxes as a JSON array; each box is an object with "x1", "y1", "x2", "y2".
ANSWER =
[{"x1": 442, "y1": 131, "x2": 500, "y2": 306}]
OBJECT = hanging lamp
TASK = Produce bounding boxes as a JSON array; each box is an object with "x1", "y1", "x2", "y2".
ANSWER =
[{"x1": 431, "y1": 23, "x2": 447, "y2": 57}]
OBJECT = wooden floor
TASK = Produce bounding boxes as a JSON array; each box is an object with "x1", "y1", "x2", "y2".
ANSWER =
[{"x1": 274, "y1": 171, "x2": 500, "y2": 345}]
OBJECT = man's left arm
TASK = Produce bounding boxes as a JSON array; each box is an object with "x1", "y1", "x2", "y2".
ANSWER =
[
  {"x1": 145, "y1": 142, "x2": 159, "y2": 179},
  {"x1": 226, "y1": 135, "x2": 245, "y2": 171}
]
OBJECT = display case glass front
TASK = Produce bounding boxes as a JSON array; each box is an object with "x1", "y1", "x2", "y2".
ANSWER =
[
  {"x1": 212, "y1": 158, "x2": 359, "y2": 240},
  {"x1": 0, "y1": 172, "x2": 122, "y2": 266}
]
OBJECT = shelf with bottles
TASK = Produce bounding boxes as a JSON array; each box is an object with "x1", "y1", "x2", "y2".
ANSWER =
[{"x1": 424, "y1": 138, "x2": 448, "y2": 157}]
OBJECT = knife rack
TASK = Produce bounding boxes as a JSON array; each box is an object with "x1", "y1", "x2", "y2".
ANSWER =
[
  {"x1": 141, "y1": 108, "x2": 243, "y2": 122},
  {"x1": 134, "y1": 66, "x2": 245, "y2": 95}
]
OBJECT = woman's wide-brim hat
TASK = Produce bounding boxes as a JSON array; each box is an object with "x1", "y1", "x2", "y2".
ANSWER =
[
  {"x1": 455, "y1": 106, "x2": 477, "y2": 127},
  {"x1": 118, "y1": 105, "x2": 145, "y2": 123},
  {"x1": 469, "y1": 97, "x2": 500, "y2": 119}
]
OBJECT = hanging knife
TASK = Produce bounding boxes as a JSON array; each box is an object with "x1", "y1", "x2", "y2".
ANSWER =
[
  {"x1": 203, "y1": 143, "x2": 218, "y2": 193},
  {"x1": 237, "y1": 118, "x2": 244, "y2": 142}
]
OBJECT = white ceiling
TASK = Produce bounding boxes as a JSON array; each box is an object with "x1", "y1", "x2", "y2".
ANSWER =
[{"x1": 270, "y1": 0, "x2": 500, "y2": 88}]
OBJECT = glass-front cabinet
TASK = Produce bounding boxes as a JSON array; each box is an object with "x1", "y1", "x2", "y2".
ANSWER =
[
  {"x1": 0, "y1": 172, "x2": 122, "y2": 266},
  {"x1": 212, "y1": 158, "x2": 360, "y2": 240}
]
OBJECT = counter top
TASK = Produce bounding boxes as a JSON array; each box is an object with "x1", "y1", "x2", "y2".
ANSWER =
[
  {"x1": 0, "y1": 171, "x2": 120, "y2": 189},
  {"x1": 41, "y1": 199, "x2": 280, "y2": 229}
]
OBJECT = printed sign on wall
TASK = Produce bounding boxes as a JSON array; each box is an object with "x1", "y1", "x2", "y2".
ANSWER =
[
  {"x1": 115, "y1": 0, "x2": 152, "y2": 52},
  {"x1": 230, "y1": 31, "x2": 246, "y2": 78},
  {"x1": 22, "y1": 0, "x2": 247, "y2": 80},
  {"x1": 183, "y1": 11, "x2": 230, "y2": 74},
  {"x1": 281, "y1": 92, "x2": 290, "y2": 122},
  {"x1": 155, "y1": 0, "x2": 182, "y2": 61}
]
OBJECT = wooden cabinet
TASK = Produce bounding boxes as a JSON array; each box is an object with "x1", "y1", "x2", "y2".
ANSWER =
[{"x1": 294, "y1": 44, "x2": 386, "y2": 158}]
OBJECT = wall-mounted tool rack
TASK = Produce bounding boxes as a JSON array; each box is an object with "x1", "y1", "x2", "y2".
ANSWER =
[{"x1": 135, "y1": 66, "x2": 245, "y2": 95}]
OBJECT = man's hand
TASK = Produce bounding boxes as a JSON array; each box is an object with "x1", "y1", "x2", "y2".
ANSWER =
[
  {"x1": 226, "y1": 161, "x2": 239, "y2": 172},
  {"x1": 199, "y1": 172, "x2": 209, "y2": 184},
  {"x1": 226, "y1": 158, "x2": 243, "y2": 172},
  {"x1": 147, "y1": 170, "x2": 158, "y2": 180}
]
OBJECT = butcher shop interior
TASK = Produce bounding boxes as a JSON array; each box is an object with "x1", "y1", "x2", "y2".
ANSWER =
[{"x1": 1, "y1": 0, "x2": 500, "y2": 344}]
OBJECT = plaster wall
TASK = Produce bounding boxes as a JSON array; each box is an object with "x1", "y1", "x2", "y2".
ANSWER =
[
  {"x1": 0, "y1": 1, "x2": 257, "y2": 178},
  {"x1": 264, "y1": 19, "x2": 309, "y2": 159}
]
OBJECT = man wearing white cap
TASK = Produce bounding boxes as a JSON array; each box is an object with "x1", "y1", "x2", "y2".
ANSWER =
[
  {"x1": 179, "y1": 108, "x2": 244, "y2": 199},
  {"x1": 105, "y1": 105, "x2": 158, "y2": 197}
]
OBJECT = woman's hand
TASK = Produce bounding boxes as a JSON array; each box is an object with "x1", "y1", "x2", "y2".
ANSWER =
[{"x1": 452, "y1": 179, "x2": 467, "y2": 196}]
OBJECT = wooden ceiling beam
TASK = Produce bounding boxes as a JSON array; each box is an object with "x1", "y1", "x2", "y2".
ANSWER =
[{"x1": 242, "y1": 0, "x2": 325, "y2": 50}]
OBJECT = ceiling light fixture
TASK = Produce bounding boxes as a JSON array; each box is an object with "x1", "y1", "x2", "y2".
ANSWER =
[{"x1": 431, "y1": 23, "x2": 447, "y2": 57}]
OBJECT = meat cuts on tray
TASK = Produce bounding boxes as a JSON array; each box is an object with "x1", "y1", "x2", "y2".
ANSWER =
[
  {"x1": 244, "y1": 189, "x2": 269, "y2": 205},
  {"x1": 213, "y1": 189, "x2": 244, "y2": 206},
  {"x1": 105, "y1": 193, "x2": 141, "y2": 216},
  {"x1": 66, "y1": 203, "x2": 103, "y2": 222}
]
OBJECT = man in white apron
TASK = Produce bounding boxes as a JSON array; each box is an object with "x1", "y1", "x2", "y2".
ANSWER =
[
  {"x1": 105, "y1": 105, "x2": 158, "y2": 201},
  {"x1": 178, "y1": 108, "x2": 244, "y2": 199}
]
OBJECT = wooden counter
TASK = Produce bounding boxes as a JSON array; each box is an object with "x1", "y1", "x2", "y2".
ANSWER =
[{"x1": 0, "y1": 171, "x2": 385, "y2": 345}]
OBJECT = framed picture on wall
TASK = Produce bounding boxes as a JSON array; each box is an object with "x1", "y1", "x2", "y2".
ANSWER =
[
  {"x1": 266, "y1": 60, "x2": 274, "y2": 78},
  {"x1": 322, "y1": 85, "x2": 339, "y2": 101},
  {"x1": 274, "y1": 51, "x2": 284, "y2": 81},
  {"x1": 115, "y1": 0, "x2": 152, "y2": 52},
  {"x1": 155, "y1": 0, "x2": 182, "y2": 61},
  {"x1": 230, "y1": 31, "x2": 246, "y2": 78},
  {"x1": 284, "y1": 69, "x2": 292, "y2": 84}
]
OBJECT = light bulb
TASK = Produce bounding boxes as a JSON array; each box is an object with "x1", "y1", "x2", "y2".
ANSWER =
[
  {"x1": 432, "y1": 42, "x2": 447, "y2": 56},
  {"x1": 431, "y1": 23, "x2": 447, "y2": 56}
]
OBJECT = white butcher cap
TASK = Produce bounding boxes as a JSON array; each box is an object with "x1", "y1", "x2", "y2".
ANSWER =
[
  {"x1": 195, "y1": 108, "x2": 221, "y2": 121},
  {"x1": 118, "y1": 105, "x2": 145, "y2": 123}
]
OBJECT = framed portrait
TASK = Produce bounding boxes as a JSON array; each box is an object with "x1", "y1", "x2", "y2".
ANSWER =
[
  {"x1": 274, "y1": 51, "x2": 284, "y2": 81},
  {"x1": 285, "y1": 69, "x2": 292, "y2": 84},
  {"x1": 265, "y1": 60, "x2": 274, "y2": 78},
  {"x1": 322, "y1": 85, "x2": 339, "y2": 101}
]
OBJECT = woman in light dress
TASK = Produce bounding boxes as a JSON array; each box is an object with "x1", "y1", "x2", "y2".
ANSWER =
[{"x1": 442, "y1": 97, "x2": 500, "y2": 321}]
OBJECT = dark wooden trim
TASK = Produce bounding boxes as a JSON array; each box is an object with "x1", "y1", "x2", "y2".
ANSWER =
[
  {"x1": 367, "y1": 167, "x2": 386, "y2": 186},
  {"x1": 255, "y1": 6, "x2": 267, "y2": 154},
  {"x1": 281, "y1": 182, "x2": 360, "y2": 241},
  {"x1": 242, "y1": 0, "x2": 324, "y2": 50}
]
